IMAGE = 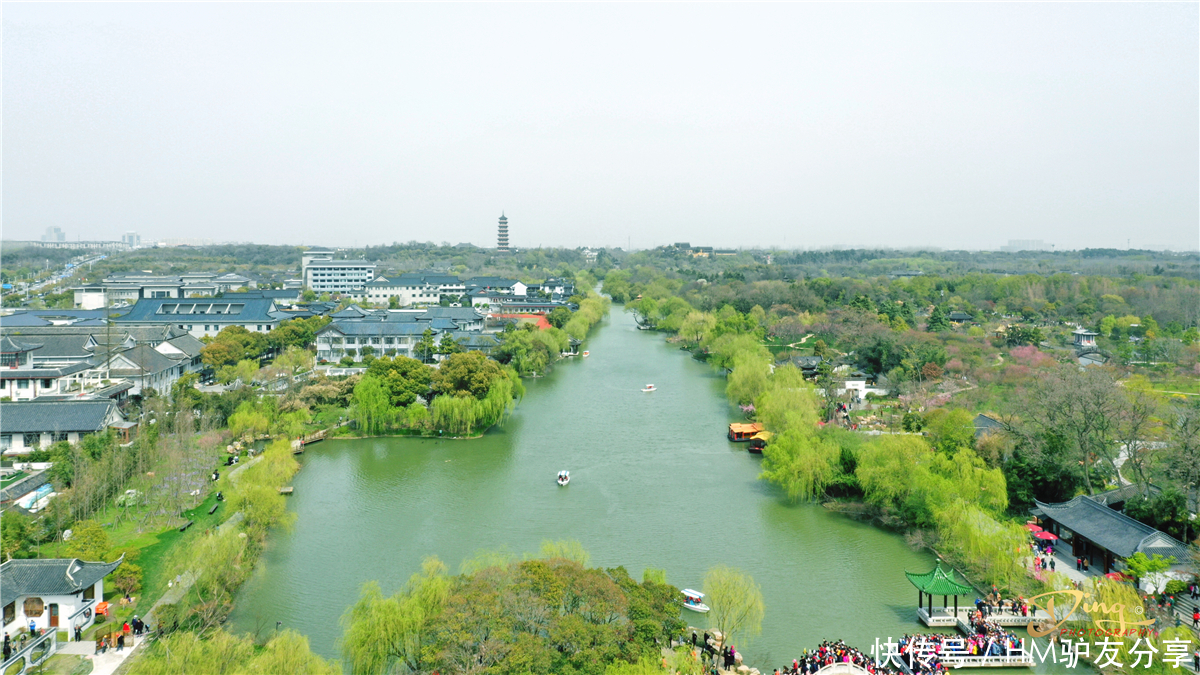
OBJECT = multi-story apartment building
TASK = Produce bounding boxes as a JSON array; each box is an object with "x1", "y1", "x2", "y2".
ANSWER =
[
  {"x1": 361, "y1": 273, "x2": 466, "y2": 306},
  {"x1": 73, "y1": 273, "x2": 254, "y2": 308},
  {"x1": 113, "y1": 297, "x2": 285, "y2": 339},
  {"x1": 301, "y1": 250, "x2": 376, "y2": 294}
]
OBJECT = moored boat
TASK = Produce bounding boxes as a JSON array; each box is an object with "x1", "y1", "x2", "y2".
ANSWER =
[
  {"x1": 681, "y1": 589, "x2": 710, "y2": 613},
  {"x1": 728, "y1": 422, "x2": 764, "y2": 442},
  {"x1": 748, "y1": 431, "x2": 773, "y2": 454}
]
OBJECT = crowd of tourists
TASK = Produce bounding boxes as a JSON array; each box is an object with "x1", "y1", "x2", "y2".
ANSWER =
[
  {"x1": 759, "y1": 614, "x2": 1024, "y2": 675},
  {"x1": 974, "y1": 589, "x2": 1033, "y2": 617},
  {"x1": 770, "y1": 640, "x2": 908, "y2": 675}
]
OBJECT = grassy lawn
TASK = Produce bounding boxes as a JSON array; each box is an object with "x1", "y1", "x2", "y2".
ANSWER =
[
  {"x1": 1, "y1": 470, "x2": 29, "y2": 488},
  {"x1": 41, "y1": 483, "x2": 231, "y2": 638},
  {"x1": 309, "y1": 405, "x2": 349, "y2": 429},
  {"x1": 38, "y1": 654, "x2": 93, "y2": 675},
  {"x1": 1150, "y1": 375, "x2": 1200, "y2": 395}
]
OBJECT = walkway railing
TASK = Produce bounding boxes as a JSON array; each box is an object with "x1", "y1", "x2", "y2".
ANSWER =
[
  {"x1": 918, "y1": 606, "x2": 1052, "y2": 627},
  {"x1": 814, "y1": 663, "x2": 873, "y2": 675},
  {"x1": 1, "y1": 630, "x2": 57, "y2": 675},
  {"x1": 939, "y1": 655, "x2": 1035, "y2": 668}
]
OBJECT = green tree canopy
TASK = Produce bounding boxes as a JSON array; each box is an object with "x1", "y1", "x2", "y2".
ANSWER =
[
  {"x1": 432, "y1": 351, "x2": 507, "y2": 399},
  {"x1": 703, "y1": 565, "x2": 764, "y2": 646}
]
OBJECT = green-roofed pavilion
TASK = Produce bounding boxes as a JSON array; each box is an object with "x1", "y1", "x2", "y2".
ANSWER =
[{"x1": 906, "y1": 561, "x2": 973, "y2": 620}]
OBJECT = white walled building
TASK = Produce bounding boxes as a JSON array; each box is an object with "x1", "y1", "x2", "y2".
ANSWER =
[
  {"x1": 301, "y1": 250, "x2": 376, "y2": 294},
  {"x1": 361, "y1": 274, "x2": 466, "y2": 307},
  {"x1": 0, "y1": 400, "x2": 127, "y2": 453},
  {"x1": 113, "y1": 298, "x2": 284, "y2": 339},
  {"x1": 2, "y1": 557, "x2": 123, "y2": 638}
]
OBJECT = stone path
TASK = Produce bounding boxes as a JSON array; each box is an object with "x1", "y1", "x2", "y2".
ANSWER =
[{"x1": 58, "y1": 635, "x2": 140, "y2": 675}]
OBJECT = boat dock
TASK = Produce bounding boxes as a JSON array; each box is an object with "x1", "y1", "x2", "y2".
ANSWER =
[{"x1": 291, "y1": 429, "x2": 328, "y2": 453}]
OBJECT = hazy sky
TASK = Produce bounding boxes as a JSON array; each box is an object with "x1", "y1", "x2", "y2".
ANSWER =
[{"x1": 4, "y1": 3, "x2": 1197, "y2": 251}]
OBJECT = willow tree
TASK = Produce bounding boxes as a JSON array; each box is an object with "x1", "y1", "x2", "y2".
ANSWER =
[
  {"x1": 759, "y1": 429, "x2": 840, "y2": 501},
  {"x1": 352, "y1": 374, "x2": 393, "y2": 436},
  {"x1": 753, "y1": 365, "x2": 819, "y2": 432},
  {"x1": 703, "y1": 565, "x2": 764, "y2": 646},
  {"x1": 726, "y1": 352, "x2": 772, "y2": 405},
  {"x1": 340, "y1": 557, "x2": 451, "y2": 675},
  {"x1": 431, "y1": 395, "x2": 478, "y2": 436},
  {"x1": 537, "y1": 539, "x2": 591, "y2": 566},
  {"x1": 128, "y1": 630, "x2": 337, "y2": 675},
  {"x1": 933, "y1": 500, "x2": 1026, "y2": 589},
  {"x1": 228, "y1": 401, "x2": 269, "y2": 439}
]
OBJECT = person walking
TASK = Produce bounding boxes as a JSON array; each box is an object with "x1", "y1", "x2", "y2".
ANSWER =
[
  {"x1": 1192, "y1": 610, "x2": 1198, "y2": 628},
  {"x1": 116, "y1": 633, "x2": 125, "y2": 652},
  {"x1": 1192, "y1": 583, "x2": 1199, "y2": 600},
  {"x1": 3, "y1": 633, "x2": 11, "y2": 661},
  {"x1": 1050, "y1": 557, "x2": 1056, "y2": 572},
  {"x1": 73, "y1": 625, "x2": 82, "y2": 642},
  {"x1": 1192, "y1": 647, "x2": 1199, "y2": 671}
]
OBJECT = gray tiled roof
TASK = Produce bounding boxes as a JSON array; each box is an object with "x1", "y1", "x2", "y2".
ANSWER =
[
  {"x1": 162, "y1": 334, "x2": 205, "y2": 359},
  {"x1": 1, "y1": 557, "x2": 124, "y2": 607},
  {"x1": 1035, "y1": 496, "x2": 1192, "y2": 561},
  {"x1": 0, "y1": 400, "x2": 121, "y2": 434},
  {"x1": 111, "y1": 344, "x2": 178, "y2": 374},
  {"x1": 0, "y1": 335, "x2": 43, "y2": 354},
  {"x1": 1090, "y1": 484, "x2": 1158, "y2": 507},
  {"x1": 114, "y1": 298, "x2": 280, "y2": 324},
  {"x1": 0, "y1": 361, "x2": 94, "y2": 380},
  {"x1": 330, "y1": 306, "x2": 372, "y2": 318},
  {"x1": 465, "y1": 277, "x2": 518, "y2": 288},
  {"x1": 449, "y1": 332, "x2": 501, "y2": 348},
  {"x1": 419, "y1": 307, "x2": 485, "y2": 321},
  {"x1": 0, "y1": 309, "x2": 118, "y2": 327},
  {"x1": 13, "y1": 334, "x2": 93, "y2": 359},
  {"x1": 319, "y1": 321, "x2": 438, "y2": 337}
]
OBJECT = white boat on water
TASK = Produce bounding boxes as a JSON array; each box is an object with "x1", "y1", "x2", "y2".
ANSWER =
[
  {"x1": 642, "y1": 384, "x2": 656, "y2": 392},
  {"x1": 557, "y1": 470, "x2": 570, "y2": 486},
  {"x1": 582, "y1": 351, "x2": 590, "y2": 357},
  {"x1": 681, "y1": 589, "x2": 709, "y2": 613}
]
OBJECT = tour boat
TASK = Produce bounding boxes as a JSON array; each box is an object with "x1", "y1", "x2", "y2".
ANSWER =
[
  {"x1": 642, "y1": 384, "x2": 656, "y2": 392},
  {"x1": 557, "y1": 470, "x2": 570, "y2": 487},
  {"x1": 582, "y1": 351, "x2": 590, "y2": 357},
  {"x1": 748, "y1": 431, "x2": 773, "y2": 454},
  {"x1": 681, "y1": 589, "x2": 710, "y2": 613}
]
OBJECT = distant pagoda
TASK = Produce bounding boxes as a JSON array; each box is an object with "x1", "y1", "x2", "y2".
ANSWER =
[{"x1": 497, "y1": 213, "x2": 509, "y2": 252}]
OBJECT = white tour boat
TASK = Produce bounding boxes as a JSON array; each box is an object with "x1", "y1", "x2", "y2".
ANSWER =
[
  {"x1": 681, "y1": 589, "x2": 709, "y2": 613},
  {"x1": 557, "y1": 470, "x2": 570, "y2": 486},
  {"x1": 642, "y1": 384, "x2": 656, "y2": 392}
]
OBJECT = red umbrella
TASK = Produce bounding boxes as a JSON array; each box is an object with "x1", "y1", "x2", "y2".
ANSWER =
[
  {"x1": 1024, "y1": 523, "x2": 1043, "y2": 532},
  {"x1": 1035, "y1": 531, "x2": 1059, "y2": 541}
]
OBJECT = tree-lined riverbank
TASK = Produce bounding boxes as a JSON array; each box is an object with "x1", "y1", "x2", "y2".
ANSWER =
[{"x1": 230, "y1": 310, "x2": 941, "y2": 665}]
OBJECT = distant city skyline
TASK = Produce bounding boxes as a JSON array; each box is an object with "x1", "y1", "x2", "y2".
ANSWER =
[{"x1": 4, "y1": 4, "x2": 1197, "y2": 251}]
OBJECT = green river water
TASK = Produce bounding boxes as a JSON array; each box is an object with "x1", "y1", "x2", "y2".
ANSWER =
[{"x1": 231, "y1": 310, "x2": 999, "y2": 668}]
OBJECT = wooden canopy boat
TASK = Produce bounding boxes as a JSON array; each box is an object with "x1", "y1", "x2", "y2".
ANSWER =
[
  {"x1": 728, "y1": 422, "x2": 764, "y2": 442},
  {"x1": 748, "y1": 431, "x2": 774, "y2": 454}
]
